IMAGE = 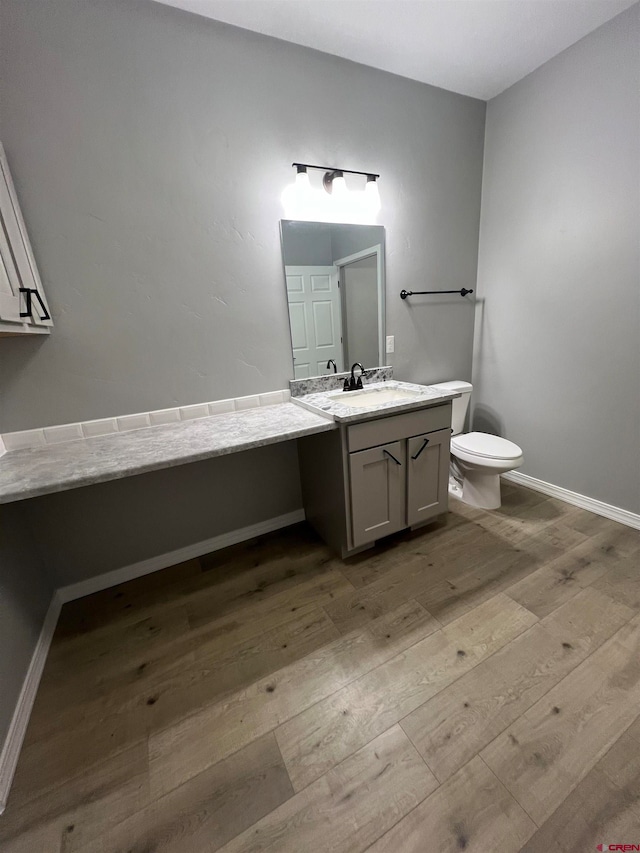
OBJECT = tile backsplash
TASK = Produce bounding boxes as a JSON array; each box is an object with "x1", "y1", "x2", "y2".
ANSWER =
[
  {"x1": 1, "y1": 389, "x2": 291, "y2": 452},
  {"x1": 289, "y1": 366, "x2": 393, "y2": 398}
]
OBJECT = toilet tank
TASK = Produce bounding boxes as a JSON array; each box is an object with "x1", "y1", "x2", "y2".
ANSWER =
[{"x1": 430, "y1": 380, "x2": 472, "y2": 435}]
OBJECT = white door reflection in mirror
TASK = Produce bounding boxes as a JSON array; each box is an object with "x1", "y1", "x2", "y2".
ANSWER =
[{"x1": 285, "y1": 266, "x2": 342, "y2": 379}]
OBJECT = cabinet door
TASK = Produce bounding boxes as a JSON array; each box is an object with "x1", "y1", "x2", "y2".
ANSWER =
[
  {"x1": 407, "y1": 428, "x2": 450, "y2": 526},
  {"x1": 0, "y1": 143, "x2": 52, "y2": 333},
  {"x1": 349, "y1": 440, "x2": 406, "y2": 547}
]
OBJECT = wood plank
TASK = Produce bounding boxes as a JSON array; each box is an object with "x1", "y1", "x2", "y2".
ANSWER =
[
  {"x1": 10, "y1": 717, "x2": 149, "y2": 811},
  {"x1": 457, "y1": 494, "x2": 575, "y2": 547},
  {"x1": 55, "y1": 524, "x2": 338, "y2": 640},
  {"x1": 481, "y1": 614, "x2": 640, "y2": 825},
  {"x1": 54, "y1": 558, "x2": 204, "y2": 639},
  {"x1": 508, "y1": 530, "x2": 640, "y2": 618},
  {"x1": 217, "y1": 726, "x2": 437, "y2": 853},
  {"x1": 186, "y1": 557, "x2": 348, "y2": 626},
  {"x1": 43, "y1": 604, "x2": 191, "y2": 682},
  {"x1": 593, "y1": 554, "x2": 640, "y2": 611},
  {"x1": 0, "y1": 823, "x2": 62, "y2": 853},
  {"x1": 402, "y1": 587, "x2": 634, "y2": 782},
  {"x1": 29, "y1": 607, "x2": 341, "y2": 755},
  {"x1": 48, "y1": 566, "x2": 352, "y2": 700},
  {"x1": 322, "y1": 553, "x2": 443, "y2": 634},
  {"x1": 561, "y1": 506, "x2": 624, "y2": 537},
  {"x1": 414, "y1": 534, "x2": 561, "y2": 626},
  {"x1": 365, "y1": 599, "x2": 434, "y2": 644},
  {"x1": 1, "y1": 741, "x2": 148, "y2": 852},
  {"x1": 39, "y1": 567, "x2": 353, "y2": 733},
  {"x1": 367, "y1": 755, "x2": 535, "y2": 853},
  {"x1": 337, "y1": 512, "x2": 478, "y2": 590},
  {"x1": 71, "y1": 734, "x2": 293, "y2": 853},
  {"x1": 509, "y1": 519, "x2": 590, "y2": 551},
  {"x1": 325, "y1": 525, "x2": 556, "y2": 635},
  {"x1": 148, "y1": 600, "x2": 441, "y2": 798},
  {"x1": 582, "y1": 524, "x2": 640, "y2": 561},
  {"x1": 186, "y1": 567, "x2": 354, "y2": 630},
  {"x1": 520, "y1": 716, "x2": 640, "y2": 852},
  {"x1": 276, "y1": 594, "x2": 537, "y2": 792},
  {"x1": 147, "y1": 606, "x2": 340, "y2": 732}
]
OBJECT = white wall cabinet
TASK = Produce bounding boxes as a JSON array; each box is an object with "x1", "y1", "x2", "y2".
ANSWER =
[
  {"x1": 0, "y1": 143, "x2": 52, "y2": 336},
  {"x1": 298, "y1": 402, "x2": 452, "y2": 557}
]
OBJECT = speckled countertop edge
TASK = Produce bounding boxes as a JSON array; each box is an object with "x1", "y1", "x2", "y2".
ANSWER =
[
  {"x1": 292, "y1": 381, "x2": 459, "y2": 423},
  {"x1": 0, "y1": 403, "x2": 336, "y2": 504}
]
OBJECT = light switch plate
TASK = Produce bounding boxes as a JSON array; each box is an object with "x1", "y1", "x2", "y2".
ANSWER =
[{"x1": 386, "y1": 335, "x2": 395, "y2": 354}]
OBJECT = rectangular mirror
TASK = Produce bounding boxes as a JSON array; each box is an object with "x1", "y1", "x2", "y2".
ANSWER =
[{"x1": 280, "y1": 220, "x2": 385, "y2": 379}]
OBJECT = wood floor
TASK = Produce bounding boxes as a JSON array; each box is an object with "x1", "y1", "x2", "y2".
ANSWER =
[{"x1": 2, "y1": 483, "x2": 640, "y2": 852}]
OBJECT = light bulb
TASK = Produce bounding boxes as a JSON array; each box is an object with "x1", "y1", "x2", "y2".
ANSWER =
[
  {"x1": 281, "y1": 181, "x2": 298, "y2": 218},
  {"x1": 331, "y1": 172, "x2": 347, "y2": 198},
  {"x1": 281, "y1": 166, "x2": 312, "y2": 218},
  {"x1": 294, "y1": 168, "x2": 311, "y2": 195},
  {"x1": 364, "y1": 176, "x2": 381, "y2": 217}
]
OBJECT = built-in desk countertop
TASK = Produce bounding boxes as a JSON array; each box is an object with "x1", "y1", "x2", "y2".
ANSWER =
[{"x1": 0, "y1": 403, "x2": 336, "y2": 504}]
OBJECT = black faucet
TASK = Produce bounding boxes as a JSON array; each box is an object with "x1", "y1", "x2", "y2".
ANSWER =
[
  {"x1": 326, "y1": 359, "x2": 338, "y2": 374},
  {"x1": 344, "y1": 362, "x2": 367, "y2": 392}
]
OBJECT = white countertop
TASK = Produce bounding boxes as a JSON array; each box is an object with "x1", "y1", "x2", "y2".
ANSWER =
[
  {"x1": 0, "y1": 403, "x2": 336, "y2": 504},
  {"x1": 0, "y1": 381, "x2": 459, "y2": 504},
  {"x1": 291, "y1": 380, "x2": 458, "y2": 424}
]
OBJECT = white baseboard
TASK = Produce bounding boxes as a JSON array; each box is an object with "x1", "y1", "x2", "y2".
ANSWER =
[
  {"x1": 502, "y1": 471, "x2": 640, "y2": 531},
  {"x1": 0, "y1": 592, "x2": 62, "y2": 815},
  {"x1": 57, "y1": 509, "x2": 306, "y2": 603}
]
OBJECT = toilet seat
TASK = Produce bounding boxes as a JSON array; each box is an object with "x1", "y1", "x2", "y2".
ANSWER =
[{"x1": 451, "y1": 432, "x2": 522, "y2": 461}]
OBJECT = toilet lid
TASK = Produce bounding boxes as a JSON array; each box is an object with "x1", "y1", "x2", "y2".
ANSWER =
[{"x1": 451, "y1": 432, "x2": 522, "y2": 460}]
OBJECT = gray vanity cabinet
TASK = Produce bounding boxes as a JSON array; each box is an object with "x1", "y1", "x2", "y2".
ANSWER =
[{"x1": 298, "y1": 401, "x2": 452, "y2": 557}]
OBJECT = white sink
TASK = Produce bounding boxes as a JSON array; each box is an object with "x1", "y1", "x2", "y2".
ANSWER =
[{"x1": 330, "y1": 387, "x2": 421, "y2": 408}]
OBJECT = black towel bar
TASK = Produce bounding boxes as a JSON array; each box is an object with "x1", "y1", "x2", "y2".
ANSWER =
[{"x1": 400, "y1": 288, "x2": 473, "y2": 299}]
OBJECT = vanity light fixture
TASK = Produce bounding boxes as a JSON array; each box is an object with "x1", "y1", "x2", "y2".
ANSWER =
[{"x1": 282, "y1": 163, "x2": 381, "y2": 224}]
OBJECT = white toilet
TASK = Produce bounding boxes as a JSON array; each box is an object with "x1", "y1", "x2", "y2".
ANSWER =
[{"x1": 430, "y1": 380, "x2": 523, "y2": 510}]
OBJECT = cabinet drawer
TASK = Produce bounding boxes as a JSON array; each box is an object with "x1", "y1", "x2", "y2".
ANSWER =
[{"x1": 347, "y1": 403, "x2": 451, "y2": 453}]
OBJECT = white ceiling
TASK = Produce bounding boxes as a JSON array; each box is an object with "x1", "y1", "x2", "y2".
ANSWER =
[{"x1": 152, "y1": 0, "x2": 636, "y2": 100}]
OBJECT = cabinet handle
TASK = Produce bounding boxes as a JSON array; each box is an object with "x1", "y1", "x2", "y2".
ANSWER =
[
  {"x1": 411, "y1": 438, "x2": 430, "y2": 460},
  {"x1": 19, "y1": 288, "x2": 50, "y2": 321},
  {"x1": 383, "y1": 449, "x2": 402, "y2": 466}
]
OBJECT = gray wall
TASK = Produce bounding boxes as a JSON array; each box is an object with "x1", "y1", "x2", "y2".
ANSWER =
[
  {"x1": 0, "y1": 0, "x2": 485, "y2": 434},
  {"x1": 23, "y1": 443, "x2": 303, "y2": 587},
  {"x1": 330, "y1": 225, "x2": 383, "y2": 263},
  {"x1": 0, "y1": 505, "x2": 53, "y2": 754},
  {"x1": 281, "y1": 222, "x2": 334, "y2": 266},
  {"x1": 281, "y1": 224, "x2": 384, "y2": 270},
  {"x1": 0, "y1": 0, "x2": 484, "y2": 584},
  {"x1": 472, "y1": 4, "x2": 640, "y2": 513}
]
